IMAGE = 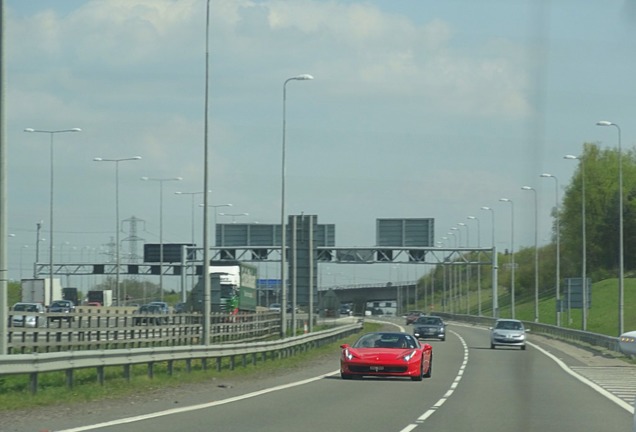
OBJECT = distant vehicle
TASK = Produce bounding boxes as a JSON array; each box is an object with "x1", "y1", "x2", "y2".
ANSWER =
[
  {"x1": 412, "y1": 315, "x2": 446, "y2": 341},
  {"x1": 147, "y1": 301, "x2": 170, "y2": 314},
  {"x1": 20, "y1": 278, "x2": 62, "y2": 307},
  {"x1": 85, "y1": 301, "x2": 101, "y2": 307},
  {"x1": 133, "y1": 304, "x2": 168, "y2": 325},
  {"x1": 618, "y1": 330, "x2": 636, "y2": 356},
  {"x1": 61, "y1": 287, "x2": 79, "y2": 307},
  {"x1": 189, "y1": 261, "x2": 257, "y2": 313},
  {"x1": 268, "y1": 303, "x2": 282, "y2": 312},
  {"x1": 10, "y1": 302, "x2": 45, "y2": 328},
  {"x1": 339, "y1": 304, "x2": 352, "y2": 316},
  {"x1": 339, "y1": 332, "x2": 432, "y2": 381},
  {"x1": 405, "y1": 310, "x2": 424, "y2": 325},
  {"x1": 87, "y1": 290, "x2": 113, "y2": 307},
  {"x1": 48, "y1": 300, "x2": 75, "y2": 322},
  {"x1": 490, "y1": 319, "x2": 528, "y2": 350},
  {"x1": 173, "y1": 302, "x2": 188, "y2": 313}
]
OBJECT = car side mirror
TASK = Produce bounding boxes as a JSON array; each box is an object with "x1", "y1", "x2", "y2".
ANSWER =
[{"x1": 340, "y1": 344, "x2": 350, "y2": 349}]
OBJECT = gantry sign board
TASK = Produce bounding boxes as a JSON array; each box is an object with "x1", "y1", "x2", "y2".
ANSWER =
[
  {"x1": 35, "y1": 216, "x2": 493, "y2": 276},
  {"x1": 214, "y1": 222, "x2": 335, "y2": 261},
  {"x1": 375, "y1": 218, "x2": 435, "y2": 262}
]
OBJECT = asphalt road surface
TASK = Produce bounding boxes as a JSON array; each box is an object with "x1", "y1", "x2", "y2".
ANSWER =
[{"x1": 5, "y1": 319, "x2": 635, "y2": 432}]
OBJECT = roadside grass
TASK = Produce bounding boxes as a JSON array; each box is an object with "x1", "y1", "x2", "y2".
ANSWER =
[
  {"x1": 445, "y1": 277, "x2": 636, "y2": 337},
  {"x1": 0, "y1": 322, "x2": 382, "y2": 412}
]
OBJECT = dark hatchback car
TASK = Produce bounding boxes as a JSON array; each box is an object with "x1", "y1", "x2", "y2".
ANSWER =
[
  {"x1": 412, "y1": 316, "x2": 446, "y2": 341},
  {"x1": 48, "y1": 300, "x2": 75, "y2": 322},
  {"x1": 133, "y1": 304, "x2": 169, "y2": 325}
]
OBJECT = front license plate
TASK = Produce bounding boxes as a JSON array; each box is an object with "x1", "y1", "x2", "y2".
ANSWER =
[{"x1": 371, "y1": 366, "x2": 385, "y2": 371}]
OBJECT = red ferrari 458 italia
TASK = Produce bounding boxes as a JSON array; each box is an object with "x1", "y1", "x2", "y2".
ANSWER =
[{"x1": 340, "y1": 332, "x2": 432, "y2": 381}]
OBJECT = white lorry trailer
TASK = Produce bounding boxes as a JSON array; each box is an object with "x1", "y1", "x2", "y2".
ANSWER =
[{"x1": 21, "y1": 278, "x2": 63, "y2": 307}]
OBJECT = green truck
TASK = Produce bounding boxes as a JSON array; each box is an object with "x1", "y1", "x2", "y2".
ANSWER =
[{"x1": 189, "y1": 261, "x2": 257, "y2": 313}]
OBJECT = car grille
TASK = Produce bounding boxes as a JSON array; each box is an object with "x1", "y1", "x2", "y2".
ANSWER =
[
  {"x1": 349, "y1": 365, "x2": 407, "y2": 373},
  {"x1": 494, "y1": 337, "x2": 522, "y2": 344}
]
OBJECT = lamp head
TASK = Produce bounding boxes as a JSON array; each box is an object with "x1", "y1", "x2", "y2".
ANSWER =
[
  {"x1": 564, "y1": 155, "x2": 578, "y2": 160},
  {"x1": 540, "y1": 173, "x2": 554, "y2": 178},
  {"x1": 521, "y1": 186, "x2": 534, "y2": 191},
  {"x1": 596, "y1": 120, "x2": 613, "y2": 127}
]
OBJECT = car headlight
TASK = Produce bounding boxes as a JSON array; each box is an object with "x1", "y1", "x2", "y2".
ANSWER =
[
  {"x1": 343, "y1": 349, "x2": 355, "y2": 360},
  {"x1": 439, "y1": 327, "x2": 445, "y2": 332},
  {"x1": 402, "y1": 350, "x2": 418, "y2": 362}
]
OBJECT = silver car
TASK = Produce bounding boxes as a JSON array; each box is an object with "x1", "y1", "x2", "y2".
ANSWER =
[
  {"x1": 490, "y1": 319, "x2": 527, "y2": 350},
  {"x1": 11, "y1": 302, "x2": 46, "y2": 328}
]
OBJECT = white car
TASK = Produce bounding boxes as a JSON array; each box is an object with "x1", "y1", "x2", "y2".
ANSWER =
[
  {"x1": 268, "y1": 303, "x2": 282, "y2": 312},
  {"x1": 490, "y1": 319, "x2": 528, "y2": 350}
]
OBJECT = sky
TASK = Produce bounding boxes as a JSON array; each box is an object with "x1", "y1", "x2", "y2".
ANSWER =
[{"x1": 3, "y1": 0, "x2": 636, "y2": 293}]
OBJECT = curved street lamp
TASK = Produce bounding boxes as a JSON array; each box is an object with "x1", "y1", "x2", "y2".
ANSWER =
[
  {"x1": 564, "y1": 154, "x2": 587, "y2": 329},
  {"x1": 540, "y1": 173, "x2": 561, "y2": 326},
  {"x1": 280, "y1": 73, "x2": 314, "y2": 337},
  {"x1": 480, "y1": 206, "x2": 498, "y2": 317},
  {"x1": 219, "y1": 212, "x2": 249, "y2": 223},
  {"x1": 499, "y1": 198, "x2": 516, "y2": 318},
  {"x1": 24, "y1": 127, "x2": 81, "y2": 306},
  {"x1": 468, "y1": 215, "x2": 482, "y2": 316},
  {"x1": 596, "y1": 120, "x2": 623, "y2": 335},
  {"x1": 141, "y1": 176, "x2": 183, "y2": 301},
  {"x1": 94, "y1": 156, "x2": 141, "y2": 305},
  {"x1": 521, "y1": 186, "x2": 539, "y2": 322}
]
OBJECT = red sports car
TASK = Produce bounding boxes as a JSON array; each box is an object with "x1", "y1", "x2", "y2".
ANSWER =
[{"x1": 340, "y1": 332, "x2": 433, "y2": 381}]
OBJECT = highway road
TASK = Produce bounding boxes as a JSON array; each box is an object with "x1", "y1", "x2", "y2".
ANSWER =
[{"x1": 7, "y1": 319, "x2": 635, "y2": 432}]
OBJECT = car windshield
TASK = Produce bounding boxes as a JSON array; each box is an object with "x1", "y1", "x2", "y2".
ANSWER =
[
  {"x1": 13, "y1": 304, "x2": 38, "y2": 312},
  {"x1": 50, "y1": 301, "x2": 68, "y2": 307},
  {"x1": 496, "y1": 321, "x2": 523, "y2": 331},
  {"x1": 415, "y1": 317, "x2": 442, "y2": 325},
  {"x1": 353, "y1": 333, "x2": 418, "y2": 349}
]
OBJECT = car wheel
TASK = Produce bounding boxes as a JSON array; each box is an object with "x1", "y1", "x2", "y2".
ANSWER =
[
  {"x1": 521, "y1": 345, "x2": 526, "y2": 351},
  {"x1": 423, "y1": 354, "x2": 433, "y2": 378},
  {"x1": 341, "y1": 373, "x2": 353, "y2": 380},
  {"x1": 440, "y1": 337, "x2": 445, "y2": 342},
  {"x1": 491, "y1": 343, "x2": 495, "y2": 349}
]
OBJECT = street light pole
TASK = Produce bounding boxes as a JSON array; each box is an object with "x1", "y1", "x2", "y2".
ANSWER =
[
  {"x1": 480, "y1": 206, "x2": 498, "y2": 317},
  {"x1": 596, "y1": 120, "x2": 623, "y2": 335},
  {"x1": 522, "y1": 186, "x2": 539, "y2": 322},
  {"x1": 141, "y1": 176, "x2": 182, "y2": 302},
  {"x1": 24, "y1": 127, "x2": 81, "y2": 305},
  {"x1": 468, "y1": 215, "x2": 482, "y2": 316},
  {"x1": 175, "y1": 191, "x2": 209, "y2": 296},
  {"x1": 280, "y1": 73, "x2": 313, "y2": 338},
  {"x1": 447, "y1": 231, "x2": 457, "y2": 313},
  {"x1": 564, "y1": 154, "x2": 587, "y2": 329},
  {"x1": 499, "y1": 198, "x2": 515, "y2": 318},
  {"x1": 95, "y1": 156, "x2": 141, "y2": 305},
  {"x1": 458, "y1": 222, "x2": 470, "y2": 314},
  {"x1": 540, "y1": 173, "x2": 561, "y2": 326}
]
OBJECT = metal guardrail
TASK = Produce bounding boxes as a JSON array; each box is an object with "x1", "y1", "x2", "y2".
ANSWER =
[
  {"x1": 0, "y1": 319, "x2": 363, "y2": 394},
  {"x1": 7, "y1": 311, "x2": 281, "y2": 353},
  {"x1": 433, "y1": 312, "x2": 622, "y2": 353}
]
